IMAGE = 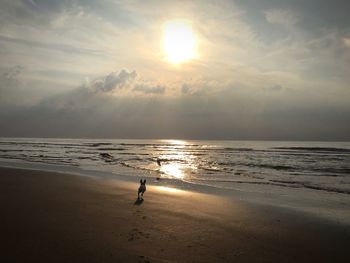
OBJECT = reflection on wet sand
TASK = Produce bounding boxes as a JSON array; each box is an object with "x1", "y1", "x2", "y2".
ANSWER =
[{"x1": 156, "y1": 186, "x2": 185, "y2": 194}]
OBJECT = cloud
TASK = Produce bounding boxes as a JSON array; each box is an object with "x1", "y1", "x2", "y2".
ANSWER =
[
  {"x1": 90, "y1": 69, "x2": 137, "y2": 93},
  {"x1": 82, "y1": 69, "x2": 168, "y2": 95},
  {"x1": 181, "y1": 84, "x2": 191, "y2": 94},
  {"x1": 264, "y1": 84, "x2": 283, "y2": 92},
  {"x1": 133, "y1": 84, "x2": 165, "y2": 94},
  {"x1": 27, "y1": 0, "x2": 37, "y2": 7},
  {"x1": 264, "y1": 9, "x2": 300, "y2": 27},
  {"x1": 2, "y1": 64, "x2": 24, "y2": 80},
  {"x1": 0, "y1": 65, "x2": 75, "y2": 107},
  {"x1": 0, "y1": 68, "x2": 349, "y2": 140},
  {"x1": 0, "y1": 1, "x2": 350, "y2": 140},
  {"x1": 0, "y1": 35, "x2": 103, "y2": 56}
]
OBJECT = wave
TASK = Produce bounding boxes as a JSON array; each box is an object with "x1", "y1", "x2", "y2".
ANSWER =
[
  {"x1": 0, "y1": 141, "x2": 83, "y2": 147},
  {"x1": 90, "y1": 143, "x2": 113, "y2": 147},
  {"x1": 119, "y1": 143, "x2": 178, "y2": 147},
  {"x1": 273, "y1": 147, "x2": 350, "y2": 153},
  {"x1": 200, "y1": 166, "x2": 223, "y2": 172},
  {"x1": 96, "y1": 147, "x2": 126, "y2": 151},
  {"x1": 116, "y1": 152, "x2": 149, "y2": 156},
  {"x1": 0, "y1": 149, "x2": 26, "y2": 152},
  {"x1": 249, "y1": 163, "x2": 296, "y2": 171},
  {"x1": 310, "y1": 167, "x2": 350, "y2": 175},
  {"x1": 194, "y1": 178, "x2": 350, "y2": 195},
  {"x1": 1, "y1": 138, "x2": 349, "y2": 197},
  {"x1": 222, "y1": 147, "x2": 254, "y2": 152},
  {"x1": 0, "y1": 154, "x2": 79, "y2": 166},
  {"x1": 267, "y1": 179, "x2": 350, "y2": 194},
  {"x1": 155, "y1": 158, "x2": 187, "y2": 163}
]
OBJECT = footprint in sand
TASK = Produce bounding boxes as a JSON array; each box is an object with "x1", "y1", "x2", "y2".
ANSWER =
[
  {"x1": 132, "y1": 210, "x2": 141, "y2": 216},
  {"x1": 138, "y1": 255, "x2": 151, "y2": 263},
  {"x1": 128, "y1": 228, "x2": 150, "y2": 242}
]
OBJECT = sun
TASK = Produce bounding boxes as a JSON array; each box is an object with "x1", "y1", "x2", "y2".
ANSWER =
[{"x1": 162, "y1": 20, "x2": 197, "y2": 64}]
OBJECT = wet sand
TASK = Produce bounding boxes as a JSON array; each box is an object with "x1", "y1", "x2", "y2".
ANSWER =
[{"x1": 0, "y1": 167, "x2": 349, "y2": 262}]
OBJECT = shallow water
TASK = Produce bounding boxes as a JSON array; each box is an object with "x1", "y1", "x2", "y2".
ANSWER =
[
  {"x1": 0, "y1": 138, "x2": 349, "y2": 195},
  {"x1": 1, "y1": 138, "x2": 350, "y2": 224}
]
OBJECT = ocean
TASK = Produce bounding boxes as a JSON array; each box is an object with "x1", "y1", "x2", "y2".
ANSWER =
[{"x1": 1, "y1": 138, "x2": 349, "y2": 223}]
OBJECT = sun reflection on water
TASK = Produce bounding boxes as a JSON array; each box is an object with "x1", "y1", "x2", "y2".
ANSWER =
[
  {"x1": 159, "y1": 163, "x2": 185, "y2": 179},
  {"x1": 156, "y1": 139, "x2": 198, "y2": 180},
  {"x1": 161, "y1": 139, "x2": 187, "y2": 145}
]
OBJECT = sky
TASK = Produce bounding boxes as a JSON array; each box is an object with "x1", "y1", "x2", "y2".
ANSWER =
[{"x1": 0, "y1": 0, "x2": 349, "y2": 140}]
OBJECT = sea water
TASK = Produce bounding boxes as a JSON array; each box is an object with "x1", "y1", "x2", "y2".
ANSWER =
[{"x1": 0, "y1": 138, "x2": 349, "y2": 223}]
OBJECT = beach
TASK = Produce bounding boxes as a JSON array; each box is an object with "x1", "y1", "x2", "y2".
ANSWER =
[{"x1": 0, "y1": 167, "x2": 349, "y2": 262}]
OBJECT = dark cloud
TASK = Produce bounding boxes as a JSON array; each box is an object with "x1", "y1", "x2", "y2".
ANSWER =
[
  {"x1": 21, "y1": 0, "x2": 68, "y2": 12},
  {"x1": 0, "y1": 69, "x2": 349, "y2": 140},
  {"x1": 264, "y1": 84, "x2": 283, "y2": 92},
  {"x1": 0, "y1": 65, "x2": 24, "y2": 105},
  {"x1": 82, "y1": 69, "x2": 165, "y2": 95},
  {"x1": 0, "y1": 0, "x2": 68, "y2": 26},
  {"x1": 181, "y1": 84, "x2": 191, "y2": 94},
  {"x1": 133, "y1": 84, "x2": 165, "y2": 94},
  {"x1": 1, "y1": 93, "x2": 349, "y2": 140},
  {"x1": 235, "y1": 0, "x2": 350, "y2": 28},
  {"x1": 19, "y1": 0, "x2": 138, "y2": 28},
  {"x1": 90, "y1": 70, "x2": 137, "y2": 93},
  {"x1": 235, "y1": 0, "x2": 350, "y2": 43},
  {"x1": 2, "y1": 65, "x2": 24, "y2": 80},
  {"x1": 0, "y1": 65, "x2": 73, "y2": 107}
]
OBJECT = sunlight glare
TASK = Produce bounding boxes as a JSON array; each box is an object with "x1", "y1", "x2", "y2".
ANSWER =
[
  {"x1": 162, "y1": 139, "x2": 187, "y2": 145},
  {"x1": 162, "y1": 20, "x2": 197, "y2": 64},
  {"x1": 160, "y1": 163, "x2": 185, "y2": 179}
]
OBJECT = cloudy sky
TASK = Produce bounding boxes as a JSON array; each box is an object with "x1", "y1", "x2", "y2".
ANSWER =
[{"x1": 0, "y1": 0, "x2": 349, "y2": 140}]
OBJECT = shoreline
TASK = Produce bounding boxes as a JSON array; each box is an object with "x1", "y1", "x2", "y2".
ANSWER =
[
  {"x1": 1, "y1": 158, "x2": 350, "y2": 226},
  {"x1": 1, "y1": 166, "x2": 349, "y2": 262}
]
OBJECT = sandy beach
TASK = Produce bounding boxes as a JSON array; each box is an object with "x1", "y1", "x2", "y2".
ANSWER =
[{"x1": 0, "y1": 167, "x2": 349, "y2": 263}]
